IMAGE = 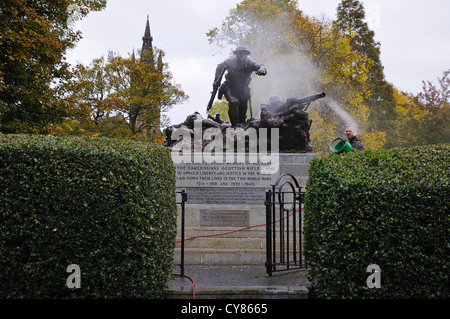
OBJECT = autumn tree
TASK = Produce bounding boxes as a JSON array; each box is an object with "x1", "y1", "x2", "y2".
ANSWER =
[
  {"x1": 56, "y1": 49, "x2": 187, "y2": 141},
  {"x1": 107, "y1": 49, "x2": 187, "y2": 139},
  {"x1": 66, "y1": 57, "x2": 112, "y2": 126},
  {"x1": 386, "y1": 68, "x2": 449, "y2": 148},
  {"x1": 336, "y1": 0, "x2": 397, "y2": 134},
  {"x1": 0, "y1": 0, "x2": 106, "y2": 133},
  {"x1": 416, "y1": 69, "x2": 450, "y2": 145}
]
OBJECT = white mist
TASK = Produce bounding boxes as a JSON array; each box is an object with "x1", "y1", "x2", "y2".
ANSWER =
[{"x1": 327, "y1": 99, "x2": 359, "y2": 135}]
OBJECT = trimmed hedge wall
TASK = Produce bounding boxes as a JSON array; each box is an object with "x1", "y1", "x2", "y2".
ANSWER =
[
  {"x1": 0, "y1": 134, "x2": 177, "y2": 298},
  {"x1": 304, "y1": 144, "x2": 449, "y2": 299}
]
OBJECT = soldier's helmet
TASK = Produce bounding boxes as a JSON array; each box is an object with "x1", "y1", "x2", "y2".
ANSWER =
[
  {"x1": 268, "y1": 95, "x2": 282, "y2": 106},
  {"x1": 233, "y1": 46, "x2": 251, "y2": 55}
]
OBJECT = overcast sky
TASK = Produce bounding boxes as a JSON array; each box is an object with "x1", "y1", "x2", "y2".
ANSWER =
[{"x1": 65, "y1": 0, "x2": 450, "y2": 125}]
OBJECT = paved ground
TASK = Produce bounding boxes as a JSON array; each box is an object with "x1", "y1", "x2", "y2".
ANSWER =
[
  {"x1": 168, "y1": 265, "x2": 310, "y2": 299},
  {"x1": 170, "y1": 265, "x2": 310, "y2": 287}
]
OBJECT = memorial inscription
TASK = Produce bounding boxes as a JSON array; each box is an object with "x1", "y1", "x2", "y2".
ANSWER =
[
  {"x1": 175, "y1": 161, "x2": 279, "y2": 188},
  {"x1": 200, "y1": 210, "x2": 249, "y2": 227},
  {"x1": 185, "y1": 187, "x2": 266, "y2": 204}
]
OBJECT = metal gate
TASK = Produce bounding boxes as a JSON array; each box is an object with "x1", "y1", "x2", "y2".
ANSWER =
[
  {"x1": 265, "y1": 173, "x2": 306, "y2": 276},
  {"x1": 175, "y1": 190, "x2": 187, "y2": 276}
]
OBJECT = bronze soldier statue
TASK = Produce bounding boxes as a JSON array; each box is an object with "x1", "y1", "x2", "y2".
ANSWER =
[{"x1": 208, "y1": 46, "x2": 267, "y2": 126}]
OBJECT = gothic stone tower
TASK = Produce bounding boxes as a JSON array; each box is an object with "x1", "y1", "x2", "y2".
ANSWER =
[
  {"x1": 136, "y1": 15, "x2": 162, "y2": 137},
  {"x1": 141, "y1": 15, "x2": 154, "y2": 62}
]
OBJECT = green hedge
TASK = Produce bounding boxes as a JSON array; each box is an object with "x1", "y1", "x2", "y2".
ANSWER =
[
  {"x1": 304, "y1": 144, "x2": 449, "y2": 299},
  {"x1": 0, "y1": 134, "x2": 177, "y2": 298}
]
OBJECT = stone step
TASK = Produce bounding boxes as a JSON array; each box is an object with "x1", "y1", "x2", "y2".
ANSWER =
[
  {"x1": 174, "y1": 248, "x2": 304, "y2": 266},
  {"x1": 176, "y1": 236, "x2": 300, "y2": 250},
  {"x1": 175, "y1": 225, "x2": 302, "y2": 265},
  {"x1": 177, "y1": 226, "x2": 300, "y2": 238},
  {"x1": 176, "y1": 237, "x2": 266, "y2": 250},
  {"x1": 176, "y1": 228, "x2": 266, "y2": 241},
  {"x1": 174, "y1": 248, "x2": 267, "y2": 265}
]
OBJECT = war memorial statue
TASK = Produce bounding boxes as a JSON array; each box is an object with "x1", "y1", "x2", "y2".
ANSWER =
[
  {"x1": 162, "y1": 46, "x2": 325, "y2": 153},
  {"x1": 207, "y1": 46, "x2": 267, "y2": 127},
  {"x1": 165, "y1": 47, "x2": 324, "y2": 267}
]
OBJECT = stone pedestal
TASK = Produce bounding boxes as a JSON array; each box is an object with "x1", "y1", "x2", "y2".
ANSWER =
[{"x1": 174, "y1": 153, "x2": 320, "y2": 265}]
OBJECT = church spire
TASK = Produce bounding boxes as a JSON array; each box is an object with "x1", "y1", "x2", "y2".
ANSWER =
[{"x1": 141, "y1": 15, "x2": 153, "y2": 54}]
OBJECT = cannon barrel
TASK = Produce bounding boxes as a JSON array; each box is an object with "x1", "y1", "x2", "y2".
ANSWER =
[{"x1": 293, "y1": 92, "x2": 326, "y2": 105}]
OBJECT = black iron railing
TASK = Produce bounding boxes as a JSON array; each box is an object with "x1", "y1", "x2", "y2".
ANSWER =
[
  {"x1": 175, "y1": 190, "x2": 187, "y2": 276},
  {"x1": 265, "y1": 173, "x2": 307, "y2": 276}
]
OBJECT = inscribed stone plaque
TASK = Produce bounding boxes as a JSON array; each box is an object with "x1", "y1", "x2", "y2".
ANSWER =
[
  {"x1": 184, "y1": 187, "x2": 266, "y2": 205},
  {"x1": 175, "y1": 161, "x2": 279, "y2": 188},
  {"x1": 200, "y1": 210, "x2": 249, "y2": 227}
]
